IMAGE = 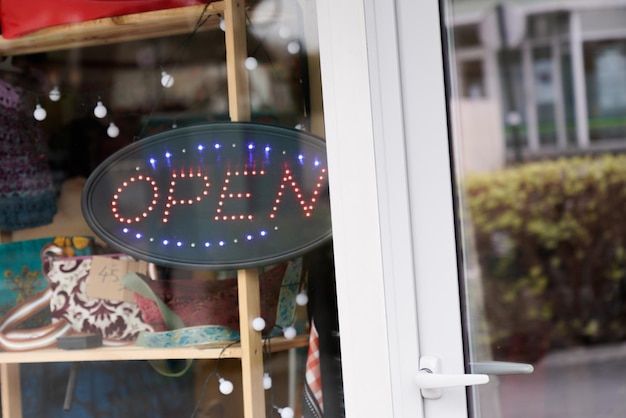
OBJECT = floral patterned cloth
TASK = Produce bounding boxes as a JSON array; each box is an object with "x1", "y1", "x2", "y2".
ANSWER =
[
  {"x1": 44, "y1": 255, "x2": 154, "y2": 341},
  {"x1": 0, "y1": 236, "x2": 93, "y2": 330}
]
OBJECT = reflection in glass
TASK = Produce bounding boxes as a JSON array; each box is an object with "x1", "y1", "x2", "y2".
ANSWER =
[{"x1": 444, "y1": 1, "x2": 626, "y2": 417}]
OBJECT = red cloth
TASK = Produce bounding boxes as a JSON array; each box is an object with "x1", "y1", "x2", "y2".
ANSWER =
[
  {"x1": 0, "y1": 0, "x2": 209, "y2": 39},
  {"x1": 133, "y1": 263, "x2": 288, "y2": 332},
  {"x1": 305, "y1": 320, "x2": 324, "y2": 413}
]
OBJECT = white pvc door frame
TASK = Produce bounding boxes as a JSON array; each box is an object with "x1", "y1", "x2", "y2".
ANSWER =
[{"x1": 316, "y1": 0, "x2": 469, "y2": 417}]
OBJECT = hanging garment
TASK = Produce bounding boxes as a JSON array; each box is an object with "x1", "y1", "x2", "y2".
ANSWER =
[
  {"x1": 303, "y1": 243, "x2": 345, "y2": 418},
  {"x1": 0, "y1": 78, "x2": 57, "y2": 230}
]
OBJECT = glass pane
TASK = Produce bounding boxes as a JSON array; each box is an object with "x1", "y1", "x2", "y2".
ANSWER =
[
  {"x1": 585, "y1": 40, "x2": 626, "y2": 142},
  {"x1": 560, "y1": 43, "x2": 578, "y2": 145},
  {"x1": 497, "y1": 48, "x2": 528, "y2": 154},
  {"x1": 444, "y1": 1, "x2": 626, "y2": 417},
  {"x1": 0, "y1": 1, "x2": 343, "y2": 417},
  {"x1": 533, "y1": 46, "x2": 557, "y2": 146},
  {"x1": 459, "y1": 60, "x2": 486, "y2": 98}
]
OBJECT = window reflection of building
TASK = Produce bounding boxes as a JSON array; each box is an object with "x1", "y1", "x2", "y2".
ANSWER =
[{"x1": 449, "y1": 2, "x2": 626, "y2": 161}]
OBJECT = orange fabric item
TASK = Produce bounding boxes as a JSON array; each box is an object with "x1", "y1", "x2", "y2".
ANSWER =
[{"x1": 0, "y1": 0, "x2": 209, "y2": 39}]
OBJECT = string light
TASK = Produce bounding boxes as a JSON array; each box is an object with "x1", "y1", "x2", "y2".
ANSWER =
[
  {"x1": 296, "y1": 291, "x2": 308, "y2": 306},
  {"x1": 244, "y1": 56, "x2": 258, "y2": 71},
  {"x1": 161, "y1": 71, "x2": 174, "y2": 88},
  {"x1": 190, "y1": 340, "x2": 240, "y2": 418},
  {"x1": 252, "y1": 317, "x2": 266, "y2": 331},
  {"x1": 283, "y1": 326, "x2": 297, "y2": 340},
  {"x1": 107, "y1": 122, "x2": 120, "y2": 138},
  {"x1": 48, "y1": 86, "x2": 61, "y2": 102},
  {"x1": 277, "y1": 407, "x2": 295, "y2": 418},
  {"x1": 263, "y1": 372, "x2": 273, "y2": 390},
  {"x1": 33, "y1": 104, "x2": 47, "y2": 121},
  {"x1": 218, "y1": 377, "x2": 234, "y2": 395},
  {"x1": 287, "y1": 41, "x2": 301, "y2": 55},
  {"x1": 219, "y1": 16, "x2": 226, "y2": 31},
  {"x1": 278, "y1": 25, "x2": 291, "y2": 39},
  {"x1": 94, "y1": 100, "x2": 108, "y2": 118}
]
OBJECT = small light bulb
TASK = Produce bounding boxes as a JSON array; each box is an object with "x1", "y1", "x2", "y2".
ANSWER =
[
  {"x1": 296, "y1": 292, "x2": 308, "y2": 306},
  {"x1": 278, "y1": 25, "x2": 291, "y2": 39},
  {"x1": 263, "y1": 373, "x2": 272, "y2": 390},
  {"x1": 278, "y1": 407, "x2": 295, "y2": 418},
  {"x1": 94, "y1": 101, "x2": 107, "y2": 118},
  {"x1": 252, "y1": 317, "x2": 266, "y2": 331},
  {"x1": 219, "y1": 378, "x2": 234, "y2": 395},
  {"x1": 283, "y1": 326, "x2": 297, "y2": 340},
  {"x1": 161, "y1": 71, "x2": 174, "y2": 88},
  {"x1": 244, "y1": 57, "x2": 258, "y2": 71},
  {"x1": 49, "y1": 86, "x2": 61, "y2": 102},
  {"x1": 107, "y1": 122, "x2": 120, "y2": 138},
  {"x1": 33, "y1": 104, "x2": 47, "y2": 121},
  {"x1": 219, "y1": 17, "x2": 226, "y2": 31},
  {"x1": 287, "y1": 41, "x2": 301, "y2": 55}
]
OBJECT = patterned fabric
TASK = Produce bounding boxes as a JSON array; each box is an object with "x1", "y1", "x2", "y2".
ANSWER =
[
  {"x1": 135, "y1": 325, "x2": 240, "y2": 348},
  {"x1": 275, "y1": 257, "x2": 303, "y2": 328},
  {"x1": 0, "y1": 236, "x2": 93, "y2": 330},
  {"x1": 133, "y1": 263, "x2": 289, "y2": 334},
  {"x1": 302, "y1": 243, "x2": 345, "y2": 418},
  {"x1": 304, "y1": 320, "x2": 323, "y2": 417},
  {"x1": 0, "y1": 78, "x2": 57, "y2": 230},
  {"x1": 45, "y1": 256, "x2": 154, "y2": 341}
]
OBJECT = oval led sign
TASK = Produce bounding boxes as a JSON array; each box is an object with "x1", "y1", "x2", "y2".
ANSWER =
[{"x1": 82, "y1": 122, "x2": 332, "y2": 270}]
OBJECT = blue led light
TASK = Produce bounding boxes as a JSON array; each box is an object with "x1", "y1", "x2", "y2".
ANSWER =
[
  {"x1": 197, "y1": 144, "x2": 204, "y2": 151},
  {"x1": 219, "y1": 240, "x2": 225, "y2": 246},
  {"x1": 248, "y1": 143, "x2": 255, "y2": 150},
  {"x1": 298, "y1": 154, "x2": 304, "y2": 162},
  {"x1": 123, "y1": 228, "x2": 129, "y2": 233},
  {"x1": 214, "y1": 143, "x2": 221, "y2": 149},
  {"x1": 260, "y1": 230, "x2": 267, "y2": 237},
  {"x1": 246, "y1": 234, "x2": 253, "y2": 241},
  {"x1": 177, "y1": 241, "x2": 183, "y2": 247},
  {"x1": 135, "y1": 233, "x2": 142, "y2": 239},
  {"x1": 149, "y1": 158, "x2": 156, "y2": 164},
  {"x1": 163, "y1": 239, "x2": 169, "y2": 245},
  {"x1": 165, "y1": 152, "x2": 172, "y2": 158},
  {"x1": 264, "y1": 146, "x2": 271, "y2": 152},
  {"x1": 314, "y1": 159, "x2": 320, "y2": 167}
]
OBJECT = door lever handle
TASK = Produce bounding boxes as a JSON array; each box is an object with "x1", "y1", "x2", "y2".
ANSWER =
[
  {"x1": 470, "y1": 361, "x2": 534, "y2": 375},
  {"x1": 416, "y1": 356, "x2": 489, "y2": 399}
]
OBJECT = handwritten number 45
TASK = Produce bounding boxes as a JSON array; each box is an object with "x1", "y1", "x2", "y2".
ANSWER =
[{"x1": 98, "y1": 265, "x2": 120, "y2": 283}]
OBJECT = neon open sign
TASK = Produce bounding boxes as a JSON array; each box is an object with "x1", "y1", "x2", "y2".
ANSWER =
[{"x1": 82, "y1": 122, "x2": 332, "y2": 269}]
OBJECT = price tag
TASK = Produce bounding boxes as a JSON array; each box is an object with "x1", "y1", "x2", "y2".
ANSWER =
[{"x1": 86, "y1": 256, "x2": 149, "y2": 302}]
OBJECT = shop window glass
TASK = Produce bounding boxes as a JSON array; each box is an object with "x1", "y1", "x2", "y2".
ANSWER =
[
  {"x1": 584, "y1": 40, "x2": 626, "y2": 142},
  {"x1": 0, "y1": 1, "x2": 342, "y2": 417},
  {"x1": 533, "y1": 46, "x2": 557, "y2": 146}
]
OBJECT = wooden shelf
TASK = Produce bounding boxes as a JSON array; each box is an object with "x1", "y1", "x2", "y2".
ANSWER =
[
  {"x1": 0, "y1": 2, "x2": 225, "y2": 56},
  {"x1": 0, "y1": 334, "x2": 308, "y2": 364}
]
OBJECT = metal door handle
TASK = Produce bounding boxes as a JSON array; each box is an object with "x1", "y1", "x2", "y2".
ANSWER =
[{"x1": 416, "y1": 356, "x2": 489, "y2": 399}]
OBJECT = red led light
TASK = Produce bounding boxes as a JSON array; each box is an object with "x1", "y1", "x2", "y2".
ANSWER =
[{"x1": 112, "y1": 175, "x2": 158, "y2": 225}]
